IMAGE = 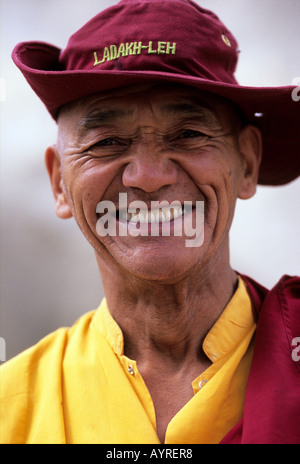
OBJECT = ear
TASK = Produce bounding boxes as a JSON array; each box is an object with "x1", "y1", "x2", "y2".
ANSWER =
[
  {"x1": 237, "y1": 125, "x2": 262, "y2": 200},
  {"x1": 45, "y1": 145, "x2": 73, "y2": 219}
]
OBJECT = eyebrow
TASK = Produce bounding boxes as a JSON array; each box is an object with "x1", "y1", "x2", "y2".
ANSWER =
[
  {"x1": 76, "y1": 108, "x2": 134, "y2": 136},
  {"x1": 75, "y1": 99, "x2": 222, "y2": 139},
  {"x1": 160, "y1": 101, "x2": 221, "y2": 127}
]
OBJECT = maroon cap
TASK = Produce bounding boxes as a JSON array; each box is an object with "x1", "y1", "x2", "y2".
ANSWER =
[{"x1": 12, "y1": 0, "x2": 300, "y2": 185}]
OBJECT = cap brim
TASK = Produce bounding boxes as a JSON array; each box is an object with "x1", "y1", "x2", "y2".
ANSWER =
[{"x1": 12, "y1": 41, "x2": 300, "y2": 186}]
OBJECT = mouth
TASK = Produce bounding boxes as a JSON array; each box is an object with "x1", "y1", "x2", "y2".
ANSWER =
[
  {"x1": 117, "y1": 203, "x2": 193, "y2": 224},
  {"x1": 95, "y1": 197, "x2": 204, "y2": 246}
]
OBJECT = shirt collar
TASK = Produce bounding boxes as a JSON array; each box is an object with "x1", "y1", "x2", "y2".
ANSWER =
[
  {"x1": 92, "y1": 299, "x2": 124, "y2": 355},
  {"x1": 203, "y1": 276, "x2": 256, "y2": 362},
  {"x1": 92, "y1": 276, "x2": 255, "y2": 361}
]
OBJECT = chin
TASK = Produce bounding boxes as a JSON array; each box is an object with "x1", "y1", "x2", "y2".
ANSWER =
[{"x1": 119, "y1": 246, "x2": 203, "y2": 284}]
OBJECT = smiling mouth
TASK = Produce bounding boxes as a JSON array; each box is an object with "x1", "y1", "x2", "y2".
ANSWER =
[
  {"x1": 117, "y1": 204, "x2": 193, "y2": 224},
  {"x1": 96, "y1": 197, "x2": 204, "y2": 247}
]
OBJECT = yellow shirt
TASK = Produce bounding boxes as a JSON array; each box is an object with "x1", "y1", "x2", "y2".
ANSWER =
[{"x1": 0, "y1": 277, "x2": 256, "y2": 444}]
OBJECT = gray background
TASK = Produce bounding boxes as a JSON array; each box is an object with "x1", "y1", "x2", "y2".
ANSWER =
[{"x1": 1, "y1": 0, "x2": 300, "y2": 361}]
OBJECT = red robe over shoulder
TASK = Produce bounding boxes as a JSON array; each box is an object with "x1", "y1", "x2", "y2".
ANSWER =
[{"x1": 221, "y1": 275, "x2": 300, "y2": 444}]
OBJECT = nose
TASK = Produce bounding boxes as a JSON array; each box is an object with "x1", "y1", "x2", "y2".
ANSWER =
[{"x1": 122, "y1": 142, "x2": 178, "y2": 193}]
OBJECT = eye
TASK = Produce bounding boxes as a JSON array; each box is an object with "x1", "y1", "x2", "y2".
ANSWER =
[
  {"x1": 179, "y1": 129, "x2": 205, "y2": 139},
  {"x1": 87, "y1": 137, "x2": 128, "y2": 152},
  {"x1": 93, "y1": 137, "x2": 118, "y2": 147},
  {"x1": 166, "y1": 128, "x2": 212, "y2": 151},
  {"x1": 83, "y1": 135, "x2": 131, "y2": 157}
]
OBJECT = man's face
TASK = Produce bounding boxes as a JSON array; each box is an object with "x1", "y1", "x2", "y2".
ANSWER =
[{"x1": 47, "y1": 84, "x2": 261, "y2": 282}]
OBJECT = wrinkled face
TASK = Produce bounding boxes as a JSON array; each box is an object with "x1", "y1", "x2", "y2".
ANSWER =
[{"x1": 46, "y1": 84, "x2": 261, "y2": 282}]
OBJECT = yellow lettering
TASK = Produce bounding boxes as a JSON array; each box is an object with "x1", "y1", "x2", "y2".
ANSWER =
[
  {"x1": 133, "y1": 42, "x2": 143, "y2": 55},
  {"x1": 117, "y1": 43, "x2": 126, "y2": 58},
  {"x1": 147, "y1": 41, "x2": 157, "y2": 54},
  {"x1": 110, "y1": 45, "x2": 118, "y2": 60},
  {"x1": 93, "y1": 51, "x2": 105, "y2": 66},
  {"x1": 141, "y1": 41, "x2": 157, "y2": 54},
  {"x1": 157, "y1": 42, "x2": 166, "y2": 54},
  {"x1": 102, "y1": 47, "x2": 110, "y2": 62},
  {"x1": 94, "y1": 40, "x2": 177, "y2": 66},
  {"x1": 166, "y1": 42, "x2": 176, "y2": 54},
  {"x1": 125, "y1": 42, "x2": 134, "y2": 56}
]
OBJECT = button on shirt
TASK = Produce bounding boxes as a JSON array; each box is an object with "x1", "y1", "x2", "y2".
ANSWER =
[{"x1": 0, "y1": 277, "x2": 256, "y2": 444}]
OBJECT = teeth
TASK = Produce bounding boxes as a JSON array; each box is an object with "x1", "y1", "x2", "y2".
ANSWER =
[{"x1": 118, "y1": 205, "x2": 190, "y2": 224}]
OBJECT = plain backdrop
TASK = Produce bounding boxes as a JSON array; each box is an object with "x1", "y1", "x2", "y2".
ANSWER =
[{"x1": 1, "y1": 0, "x2": 299, "y2": 361}]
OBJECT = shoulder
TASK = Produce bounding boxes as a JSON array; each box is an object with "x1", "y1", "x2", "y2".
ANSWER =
[
  {"x1": 0, "y1": 310, "x2": 96, "y2": 396},
  {"x1": 1, "y1": 328, "x2": 63, "y2": 391},
  {"x1": 268, "y1": 275, "x2": 300, "y2": 354},
  {"x1": 241, "y1": 274, "x2": 300, "y2": 313},
  {"x1": 0, "y1": 310, "x2": 96, "y2": 443},
  {"x1": 242, "y1": 274, "x2": 300, "y2": 369}
]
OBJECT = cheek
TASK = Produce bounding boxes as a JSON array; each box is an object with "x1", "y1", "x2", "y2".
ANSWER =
[
  {"x1": 178, "y1": 149, "x2": 237, "y2": 198},
  {"x1": 198, "y1": 143, "x2": 242, "y2": 190},
  {"x1": 62, "y1": 158, "x2": 128, "y2": 239},
  {"x1": 179, "y1": 150, "x2": 242, "y2": 235}
]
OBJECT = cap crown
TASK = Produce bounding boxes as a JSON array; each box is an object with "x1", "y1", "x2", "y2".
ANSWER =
[{"x1": 60, "y1": 0, "x2": 239, "y2": 84}]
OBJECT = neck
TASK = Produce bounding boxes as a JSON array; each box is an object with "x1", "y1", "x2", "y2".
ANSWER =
[{"x1": 96, "y1": 252, "x2": 237, "y2": 368}]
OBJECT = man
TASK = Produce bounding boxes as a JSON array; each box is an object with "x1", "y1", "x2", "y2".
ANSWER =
[{"x1": 1, "y1": 0, "x2": 299, "y2": 444}]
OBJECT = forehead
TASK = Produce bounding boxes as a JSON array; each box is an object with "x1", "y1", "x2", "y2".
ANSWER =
[{"x1": 58, "y1": 83, "x2": 238, "y2": 130}]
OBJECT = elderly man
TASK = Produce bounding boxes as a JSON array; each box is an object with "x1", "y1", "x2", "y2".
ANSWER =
[{"x1": 1, "y1": 0, "x2": 299, "y2": 445}]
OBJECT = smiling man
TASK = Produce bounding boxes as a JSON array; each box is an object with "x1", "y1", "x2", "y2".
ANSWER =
[{"x1": 1, "y1": 0, "x2": 300, "y2": 445}]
